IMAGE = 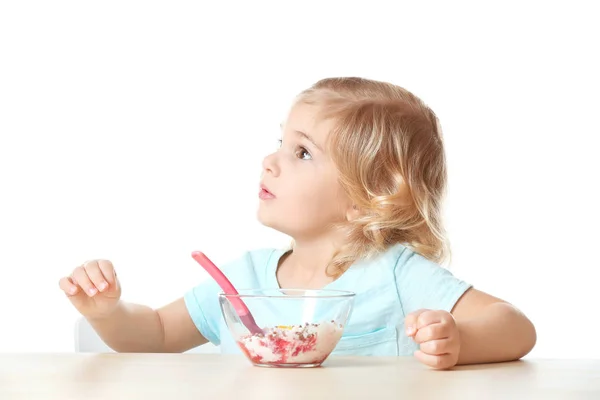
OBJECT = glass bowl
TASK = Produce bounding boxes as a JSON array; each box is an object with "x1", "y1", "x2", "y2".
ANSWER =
[{"x1": 219, "y1": 288, "x2": 355, "y2": 368}]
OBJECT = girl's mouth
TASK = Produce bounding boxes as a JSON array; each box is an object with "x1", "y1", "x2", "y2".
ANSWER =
[{"x1": 259, "y1": 184, "x2": 275, "y2": 200}]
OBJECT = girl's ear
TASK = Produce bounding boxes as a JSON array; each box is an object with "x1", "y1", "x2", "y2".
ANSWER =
[{"x1": 346, "y1": 204, "x2": 361, "y2": 221}]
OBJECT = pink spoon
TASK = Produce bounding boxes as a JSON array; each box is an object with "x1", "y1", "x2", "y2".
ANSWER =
[{"x1": 191, "y1": 251, "x2": 264, "y2": 336}]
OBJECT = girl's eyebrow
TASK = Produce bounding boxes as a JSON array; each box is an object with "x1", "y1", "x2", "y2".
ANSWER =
[
  {"x1": 293, "y1": 130, "x2": 322, "y2": 152},
  {"x1": 279, "y1": 123, "x2": 322, "y2": 152}
]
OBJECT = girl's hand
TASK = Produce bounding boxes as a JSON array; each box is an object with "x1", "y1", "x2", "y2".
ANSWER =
[
  {"x1": 405, "y1": 309, "x2": 460, "y2": 369},
  {"x1": 58, "y1": 259, "x2": 122, "y2": 320}
]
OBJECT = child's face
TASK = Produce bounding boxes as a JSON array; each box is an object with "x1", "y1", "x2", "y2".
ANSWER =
[{"x1": 257, "y1": 102, "x2": 353, "y2": 240}]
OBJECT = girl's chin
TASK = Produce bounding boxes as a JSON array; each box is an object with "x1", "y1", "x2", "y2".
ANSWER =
[{"x1": 256, "y1": 214, "x2": 292, "y2": 237}]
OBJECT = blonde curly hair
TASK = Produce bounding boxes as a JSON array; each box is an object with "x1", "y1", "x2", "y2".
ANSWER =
[{"x1": 294, "y1": 77, "x2": 451, "y2": 277}]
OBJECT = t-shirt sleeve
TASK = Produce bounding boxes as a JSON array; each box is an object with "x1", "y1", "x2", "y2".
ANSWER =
[
  {"x1": 394, "y1": 248, "x2": 472, "y2": 316},
  {"x1": 184, "y1": 273, "x2": 223, "y2": 345},
  {"x1": 183, "y1": 252, "x2": 256, "y2": 346}
]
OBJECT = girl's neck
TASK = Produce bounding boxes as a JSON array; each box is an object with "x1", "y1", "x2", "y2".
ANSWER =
[{"x1": 276, "y1": 234, "x2": 343, "y2": 289}]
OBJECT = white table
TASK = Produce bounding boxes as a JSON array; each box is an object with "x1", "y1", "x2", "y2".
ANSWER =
[{"x1": 1, "y1": 353, "x2": 599, "y2": 399}]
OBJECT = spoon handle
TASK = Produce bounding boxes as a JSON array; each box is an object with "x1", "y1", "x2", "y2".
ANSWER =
[{"x1": 191, "y1": 251, "x2": 263, "y2": 335}]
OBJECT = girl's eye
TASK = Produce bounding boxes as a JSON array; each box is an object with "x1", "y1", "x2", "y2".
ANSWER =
[
  {"x1": 277, "y1": 139, "x2": 312, "y2": 160},
  {"x1": 295, "y1": 146, "x2": 312, "y2": 160}
]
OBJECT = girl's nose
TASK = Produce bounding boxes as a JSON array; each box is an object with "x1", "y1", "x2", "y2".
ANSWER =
[{"x1": 262, "y1": 152, "x2": 280, "y2": 177}]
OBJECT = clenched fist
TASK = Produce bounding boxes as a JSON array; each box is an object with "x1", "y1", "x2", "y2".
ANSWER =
[
  {"x1": 58, "y1": 259, "x2": 121, "y2": 320},
  {"x1": 405, "y1": 309, "x2": 461, "y2": 369}
]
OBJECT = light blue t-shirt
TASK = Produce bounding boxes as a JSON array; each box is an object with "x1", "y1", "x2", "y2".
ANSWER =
[{"x1": 184, "y1": 243, "x2": 471, "y2": 356}]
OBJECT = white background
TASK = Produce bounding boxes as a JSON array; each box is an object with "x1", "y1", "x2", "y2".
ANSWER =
[{"x1": 1, "y1": 1, "x2": 598, "y2": 358}]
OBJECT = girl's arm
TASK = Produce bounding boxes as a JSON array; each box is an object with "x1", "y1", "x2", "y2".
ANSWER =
[
  {"x1": 405, "y1": 288, "x2": 536, "y2": 368},
  {"x1": 88, "y1": 298, "x2": 207, "y2": 353},
  {"x1": 451, "y1": 289, "x2": 537, "y2": 365}
]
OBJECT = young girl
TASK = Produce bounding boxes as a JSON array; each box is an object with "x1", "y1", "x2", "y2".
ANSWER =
[{"x1": 58, "y1": 77, "x2": 536, "y2": 369}]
